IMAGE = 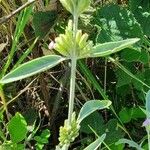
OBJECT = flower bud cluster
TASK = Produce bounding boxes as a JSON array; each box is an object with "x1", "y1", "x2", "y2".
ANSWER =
[
  {"x1": 58, "y1": 112, "x2": 80, "y2": 147},
  {"x1": 55, "y1": 20, "x2": 93, "y2": 58}
]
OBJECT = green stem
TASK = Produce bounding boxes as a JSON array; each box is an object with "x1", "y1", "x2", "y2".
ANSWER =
[
  {"x1": 68, "y1": 58, "x2": 77, "y2": 125},
  {"x1": 148, "y1": 129, "x2": 150, "y2": 150},
  {"x1": 0, "y1": 85, "x2": 9, "y2": 120},
  {"x1": 68, "y1": 14, "x2": 78, "y2": 125}
]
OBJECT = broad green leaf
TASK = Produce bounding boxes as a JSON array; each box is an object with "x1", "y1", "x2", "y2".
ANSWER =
[
  {"x1": 121, "y1": 48, "x2": 149, "y2": 64},
  {"x1": 33, "y1": 11, "x2": 57, "y2": 39},
  {"x1": 93, "y1": 4, "x2": 143, "y2": 43},
  {"x1": 116, "y1": 139, "x2": 144, "y2": 150},
  {"x1": 146, "y1": 90, "x2": 150, "y2": 118},
  {"x1": 84, "y1": 134, "x2": 106, "y2": 150},
  {"x1": 130, "y1": 0, "x2": 150, "y2": 36},
  {"x1": 109, "y1": 57, "x2": 150, "y2": 89},
  {"x1": 34, "y1": 129, "x2": 50, "y2": 144},
  {"x1": 119, "y1": 108, "x2": 131, "y2": 123},
  {"x1": 120, "y1": 107, "x2": 146, "y2": 123},
  {"x1": 129, "y1": 0, "x2": 150, "y2": 12},
  {"x1": 8, "y1": 112, "x2": 27, "y2": 143},
  {"x1": 0, "y1": 55, "x2": 65, "y2": 84},
  {"x1": 77, "y1": 100, "x2": 111, "y2": 124},
  {"x1": 90, "y1": 38, "x2": 139, "y2": 57},
  {"x1": 40, "y1": 129, "x2": 50, "y2": 139},
  {"x1": 140, "y1": 107, "x2": 150, "y2": 119},
  {"x1": 105, "y1": 119, "x2": 124, "y2": 145},
  {"x1": 80, "y1": 112, "x2": 104, "y2": 134},
  {"x1": 34, "y1": 136, "x2": 48, "y2": 144},
  {"x1": 80, "y1": 113, "x2": 124, "y2": 145}
]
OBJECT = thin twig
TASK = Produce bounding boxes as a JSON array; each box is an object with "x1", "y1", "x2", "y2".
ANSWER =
[{"x1": 0, "y1": 0, "x2": 36, "y2": 25}]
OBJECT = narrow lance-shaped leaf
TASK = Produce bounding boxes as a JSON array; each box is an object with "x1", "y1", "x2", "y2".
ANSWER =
[
  {"x1": 90, "y1": 38, "x2": 139, "y2": 57},
  {"x1": 116, "y1": 139, "x2": 144, "y2": 150},
  {"x1": 77, "y1": 100, "x2": 111, "y2": 124},
  {"x1": 0, "y1": 55, "x2": 65, "y2": 84},
  {"x1": 84, "y1": 134, "x2": 106, "y2": 150}
]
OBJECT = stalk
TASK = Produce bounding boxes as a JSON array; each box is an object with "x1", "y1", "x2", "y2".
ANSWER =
[
  {"x1": 67, "y1": 14, "x2": 78, "y2": 125},
  {"x1": 68, "y1": 57, "x2": 77, "y2": 124},
  {"x1": 0, "y1": 85, "x2": 9, "y2": 120},
  {"x1": 148, "y1": 129, "x2": 150, "y2": 150}
]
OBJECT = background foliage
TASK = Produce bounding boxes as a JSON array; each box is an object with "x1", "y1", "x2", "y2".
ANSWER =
[{"x1": 0, "y1": 0, "x2": 150, "y2": 149}]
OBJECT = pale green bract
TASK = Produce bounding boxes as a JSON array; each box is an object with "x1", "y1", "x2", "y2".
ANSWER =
[
  {"x1": 55, "y1": 20, "x2": 93, "y2": 58},
  {"x1": 59, "y1": 0, "x2": 90, "y2": 16}
]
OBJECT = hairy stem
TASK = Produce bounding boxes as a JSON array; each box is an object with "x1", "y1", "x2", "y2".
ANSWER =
[
  {"x1": 68, "y1": 57, "x2": 77, "y2": 125},
  {"x1": 148, "y1": 129, "x2": 150, "y2": 150},
  {"x1": 67, "y1": 14, "x2": 78, "y2": 125}
]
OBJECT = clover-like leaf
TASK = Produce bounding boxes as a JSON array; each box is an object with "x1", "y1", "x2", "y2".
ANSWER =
[{"x1": 8, "y1": 113, "x2": 27, "y2": 143}]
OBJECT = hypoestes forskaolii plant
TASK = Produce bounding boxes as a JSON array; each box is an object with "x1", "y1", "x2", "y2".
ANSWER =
[{"x1": 0, "y1": 0, "x2": 140, "y2": 149}]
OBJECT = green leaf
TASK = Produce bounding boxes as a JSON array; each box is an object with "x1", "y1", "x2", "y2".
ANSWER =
[
  {"x1": 93, "y1": 4, "x2": 143, "y2": 43},
  {"x1": 116, "y1": 67, "x2": 132, "y2": 87},
  {"x1": 36, "y1": 143, "x2": 44, "y2": 150},
  {"x1": 34, "y1": 136, "x2": 48, "y2": 144},
  {"x1": 121, "y1": 48, "x2": 149, "y2": 64},
  {"x1": 105, "y1": 119, "x2": 124, "y2": 145},
  {"x1": 91, "y1": 38, "x2": 139, "y2": 57},
  {"x1": 0, "y1": 55, "x2": 65, "y2": 84},
  {"x1": 33, "y1": 11, "x2": 57, "y2": 39},
  {"x1": 77, "y1": 100, "x2": 111, "y2": 123},
  {"x1": 130, "y1": 0, "x2": 150, "y2": 36},
  {"x1": 119, "y1": 107, "x2": 145, "y2": 123},
  {"x1": 34, "y1": 129, "x2": 50, "y2": 145},
  {"x1": 40, "y1": 129, "x2": 50, "y2": 139},
  {"x1": 83, "y1": 134, "x2": 106, "y2": 150},
  {"x1": 80, "y1": 112, "x2": 104, "y2": 134},
  {"x1": 129, "y1": 0, "x2": 150, "y2": 12},
  {"x1": 116, "y1": 139, "x2": 144, "y2": 150},
  {"x1": 119, "y1": 108, "x2": 132, "y2": 123},
  {"x1": 8, "y1": 112, "x2": 27, "y2": 143}
]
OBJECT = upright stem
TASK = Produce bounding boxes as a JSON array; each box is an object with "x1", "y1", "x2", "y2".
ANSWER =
[
  {"x1": 68, "y1": 58, "x2": 77, "y2": 125},
  {"x1": 0, "y1": 85, "x2": 9, "y2": 120},
  {"x1": 67, "y1": 14, "x2": 78, "y2": 125},
  {"x1": 148, "y1": 129, "x2": 150, "y2": 150}
]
